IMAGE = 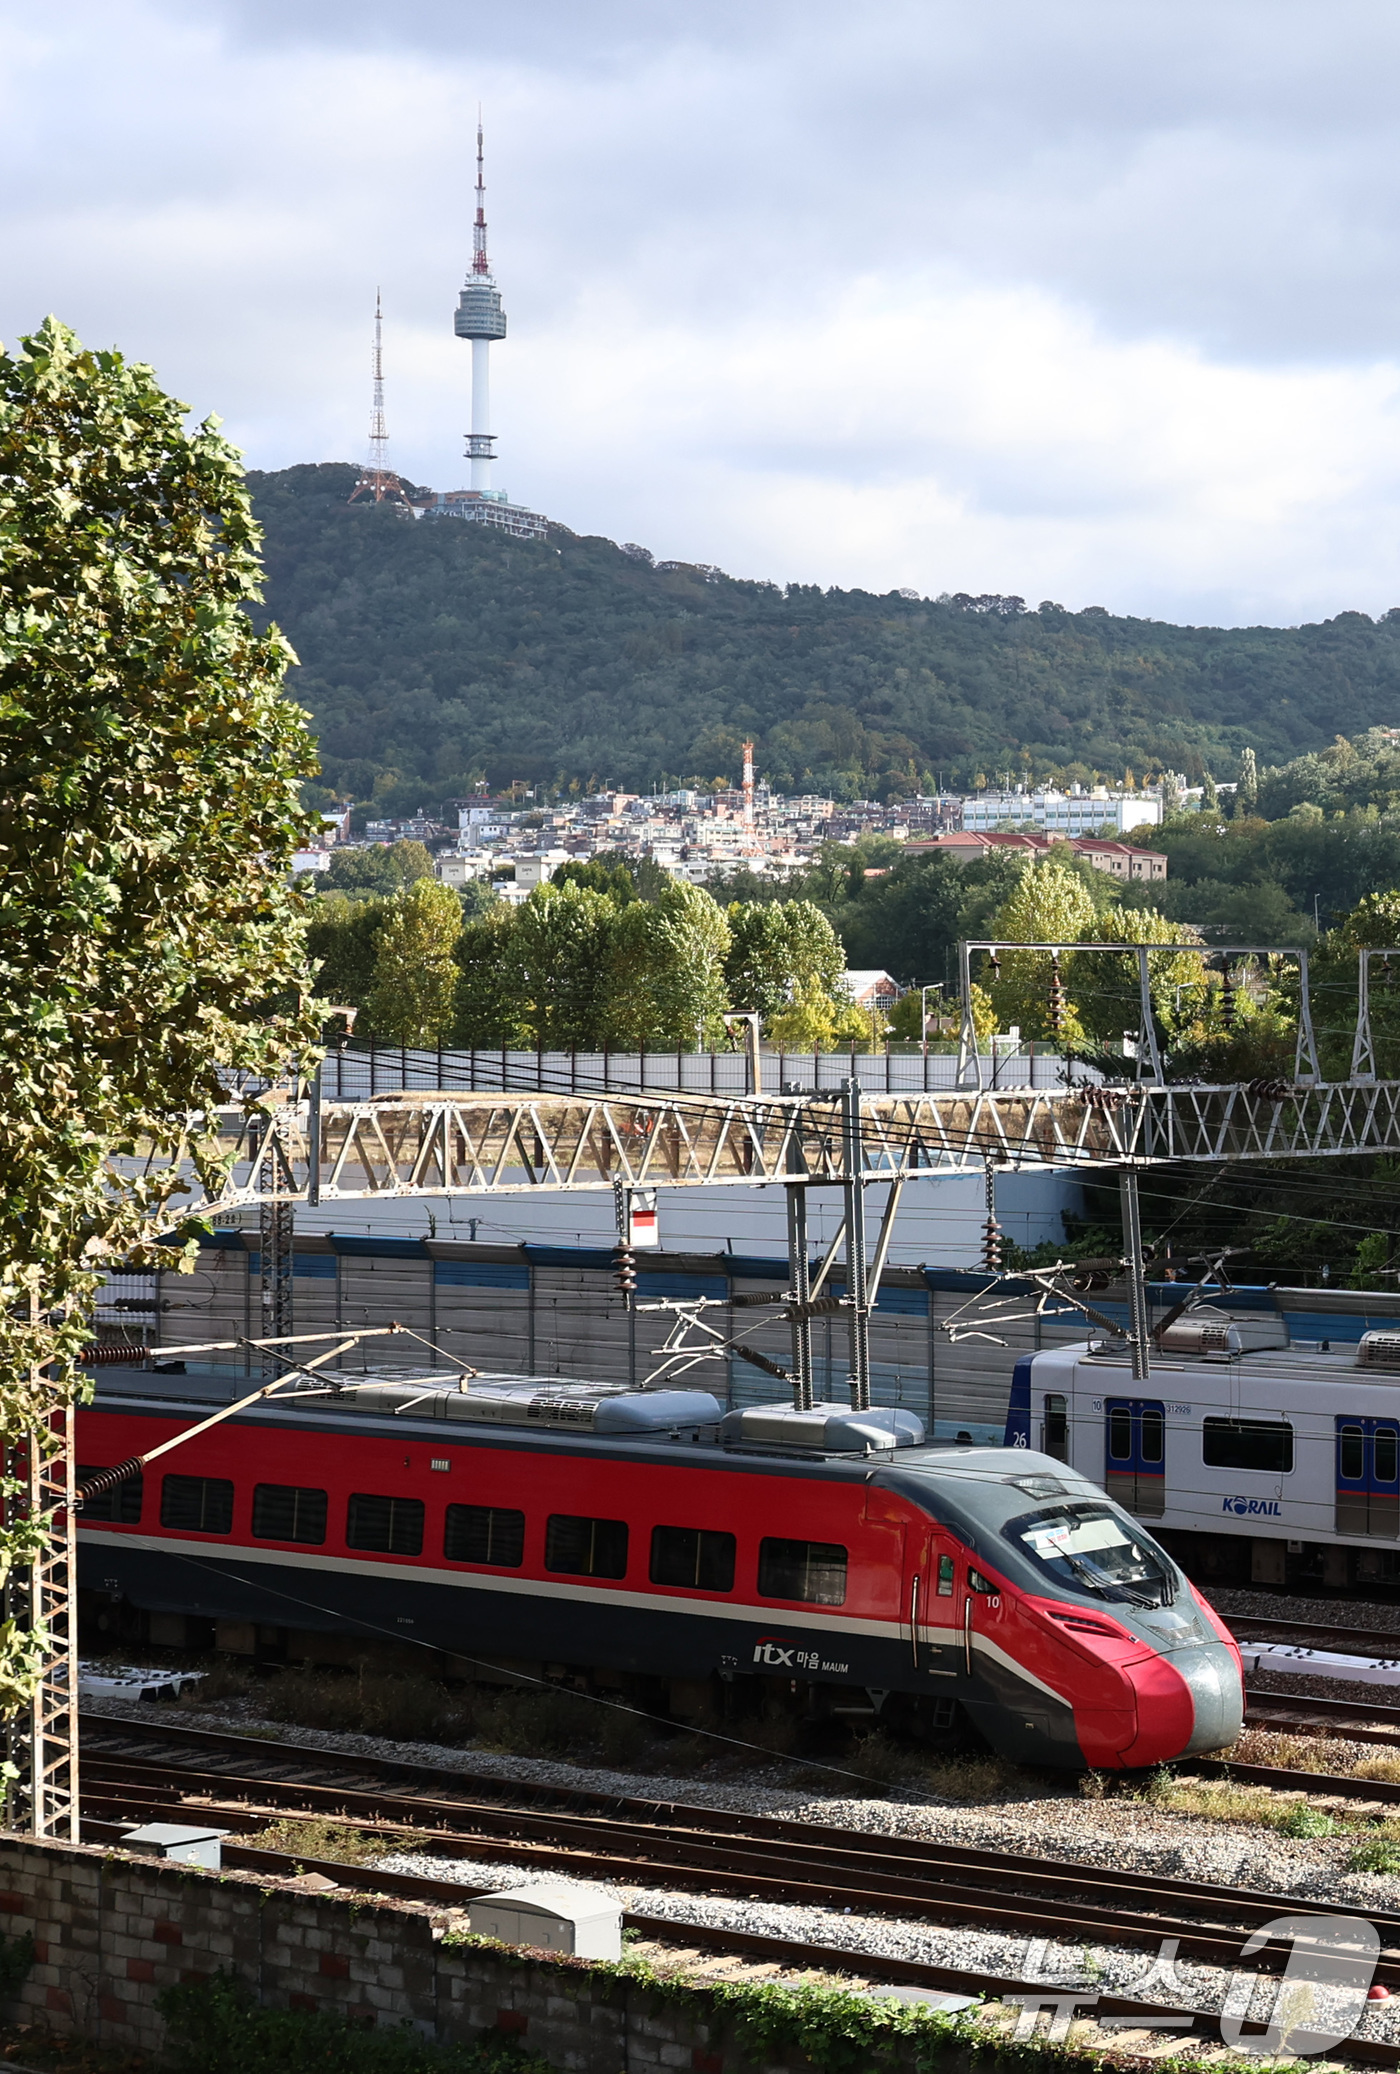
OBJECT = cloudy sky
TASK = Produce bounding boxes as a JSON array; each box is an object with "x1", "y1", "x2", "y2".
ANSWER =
[{"x1": 8, "y1": 0, "x2": 1400, "y2": 624}]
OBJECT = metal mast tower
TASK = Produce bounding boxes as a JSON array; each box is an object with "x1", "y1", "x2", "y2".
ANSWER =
[
  {"x1": 454, "y1": 116, "x2": 507, "y2": 493},
  {"x1": 348, "y1": 292, "x2": 394, "y2": 505}
]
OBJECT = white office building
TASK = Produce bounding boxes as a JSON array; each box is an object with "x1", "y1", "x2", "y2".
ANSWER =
[{"x1": 961, "y1": 788, "x2": 1162, "y2": 837}]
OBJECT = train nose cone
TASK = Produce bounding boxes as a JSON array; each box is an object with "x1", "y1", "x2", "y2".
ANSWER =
[
  {"x1": 1115, "y1": 1639, "x2": 1243, "y2": 1767},
  {"x1": 1174, "y1": 1640, "x2": 1245, "y2": 1755}
]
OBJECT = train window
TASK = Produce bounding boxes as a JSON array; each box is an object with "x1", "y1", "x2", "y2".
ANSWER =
[
  {"x1": 545, "y1": 1514, "x2": 628, "y2": 1579},
  {"x1": 650, "y1": 1526, "x2": 736, "y2": 1592},
  {"x1": 757, "y1": 1538, "x2": 847, "y2": 1607},
  {"x1": 77, "y1": 1466, "x2": 143, "y2": 1525},
  {"x1": 252, "y1": 1484, "x2": 328, "y2": 1545},
  {"x1": 1007, "y1": 1502, "x2": 1174, "y2": 1607},
  {"x1": 444, "y1": 1504, "x2": 525, "y2": 1568},
  {"x1": 1107, "y1": 1406, "x2": 1132, "y2": 1462},
  {"x1": 160, "y1": 1475, "x2": 234, "y2": 1535},
  {"x1": 1140, "y1": 1408, "x2": 1165, "y2": 1465},
  {"x1": 161, "y1": 1476, "x2": 235, "y2": 1543},
  {"x1": 936, "y1": 1554, "x2": 955, "y2": 1596},
  {"x1": 1378, "y1": 1430, "x2": 1399, "y2": 1484},
  {"x1": 346, "y1": 1493, "x2": 425, "y2": 1557},
  {"x1": 1202, "y1": 1419, "x2": 1293, "y2": 1475},
  {"x1": 1340, "y1": 1425, "x2": 1365, "y2": 1480}
]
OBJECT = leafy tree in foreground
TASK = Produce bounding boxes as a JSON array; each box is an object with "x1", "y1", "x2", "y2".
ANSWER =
[
  {"x1": 0, "y1": 319, "x2": 321, "y2": 1704},
  {"x1": 365, "y1": 879, "x2": 463, "y2": 1045}
]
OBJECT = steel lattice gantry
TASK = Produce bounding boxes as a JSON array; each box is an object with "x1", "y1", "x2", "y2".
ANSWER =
[{"x1": 174, "y1": 1078, "x2": 1400, "y2": 1218}]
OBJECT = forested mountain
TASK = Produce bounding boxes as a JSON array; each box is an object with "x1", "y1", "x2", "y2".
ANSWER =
[{"x1": 249, "y1": 463, "x2": 1400, "y2": 811}]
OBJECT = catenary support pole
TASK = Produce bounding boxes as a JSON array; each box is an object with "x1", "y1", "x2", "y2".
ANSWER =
[
  {"x1": 842, "y1": 1078, "x2": 871, "y2": 1411},
  {"x1": 1119, "y1": 1168, "x2": 1151, "y2": 1383},
  {"x1": 786, "y1": 1184, "x2": 814, "y2": 1411},
  {"x1": 258, "y1": 1112, "x2": 294, "y2": 1378},
  {"x1": 4, "y1": 1301, "x2": 77, "y2": 1840}
]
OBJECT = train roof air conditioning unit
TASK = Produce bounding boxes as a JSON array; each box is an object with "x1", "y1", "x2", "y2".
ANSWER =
[
  {"x1": 721, "y1": 1404, "x2": 925, "y2": 1453},
  {"x1": 1357, "y1": 1331, "x2": 1400, "y2": 1370},
  {"x1": 1158, "y1": 1313, "x2": 1288, "y2": 1358}
]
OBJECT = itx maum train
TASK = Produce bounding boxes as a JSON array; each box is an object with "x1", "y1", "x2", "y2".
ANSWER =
[{"x1": 75, "y1": 1360, "x2": 1242, "y2": 1770}]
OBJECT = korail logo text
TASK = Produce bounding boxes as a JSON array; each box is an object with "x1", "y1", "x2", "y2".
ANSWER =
[{"x1": 1223, "y1": 1496, "x2": 1282, "y2": 1518}]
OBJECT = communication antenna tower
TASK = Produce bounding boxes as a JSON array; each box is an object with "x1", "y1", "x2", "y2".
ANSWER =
[
  {"x1": 454, "y1": 113, "x2": 508, "y2": 493},
  {"x1": 349, "y1": 291, "x2": 395, "y2": 505},
  {"x1": 742, "y1": 740, "x2": 755, "y2": 826}
]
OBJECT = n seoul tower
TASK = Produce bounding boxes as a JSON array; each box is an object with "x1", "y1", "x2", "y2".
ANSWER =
[{"x1": 455, "y1": 117, "x2": 508, "y2": 494}]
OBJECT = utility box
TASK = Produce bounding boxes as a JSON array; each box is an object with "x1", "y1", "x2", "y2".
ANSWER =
[
  {"x1": 468, "y1": 1883, "x2": 622, "y2": 1961},
  {"x1": 121, "y1": 1823, "x2": 226, "y2": 1870}
]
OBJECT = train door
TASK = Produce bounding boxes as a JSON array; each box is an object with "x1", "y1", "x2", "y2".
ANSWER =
[
  {"x1": 908, "y1": 1532, "x2": 964, "y2": 1683},
  {"x1": 1336, "y1": 1418, "x2": 1400, "y2": 1538},
  {"x1": 1104, "y1": 1397, "x2": 1166, "y2": 1518},
  {"x1": 1040, "y1": 1393, "x2": 1069, "y2": 1464}
]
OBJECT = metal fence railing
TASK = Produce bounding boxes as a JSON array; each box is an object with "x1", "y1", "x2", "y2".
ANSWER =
[{"x1": 321, "y1": 1043, "x2": 1073, "y2": 1100}]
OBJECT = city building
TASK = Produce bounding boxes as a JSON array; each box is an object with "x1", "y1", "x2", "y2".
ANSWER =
[
  {"x1": 435, "y1": 854, "x2": 494, "y2": 887},
  {"x1": 961, "y1": 787, "x2": 1162, "y2": 837},
  {"x1": 908, "y1": 831, "x2": 1167, "y2": 881},
  {"x1": 514, "y1": 851, "x2": 572, "y2": 891},
  {"x1": 843, "y1": 970, "x2": 905, "y2": 1010}
]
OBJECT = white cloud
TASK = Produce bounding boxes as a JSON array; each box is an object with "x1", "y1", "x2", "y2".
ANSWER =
[{"x1": 6, "y1": 0, "x2": 1400, "y2": 624}]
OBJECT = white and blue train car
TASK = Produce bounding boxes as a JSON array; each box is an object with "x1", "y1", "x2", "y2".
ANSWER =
[{"x1": 1006, "y1": 1311, "x2": 1400, "y2": 1592}]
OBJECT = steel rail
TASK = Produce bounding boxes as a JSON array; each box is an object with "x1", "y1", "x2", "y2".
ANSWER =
[
  {"x1": 1245, "y1": 1689, "x2": 1400, "y2": 1740},
  {"x1": 1230, "y1": 1617, "x2": 1400, "y2": 1660}
]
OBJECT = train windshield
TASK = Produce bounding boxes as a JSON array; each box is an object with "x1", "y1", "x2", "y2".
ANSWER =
[{"x1": 1006, "y1": 1502, "x2": 1175, "y2": 1607}]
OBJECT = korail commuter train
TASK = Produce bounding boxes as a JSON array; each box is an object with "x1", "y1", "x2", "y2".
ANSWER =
[
  {"x1": 74, "y1": 1360, "x2": 1242, "y2": 1771},
  {"x1": 1009, "y1": 1305, "x2": 1400, "y2": 1595}
]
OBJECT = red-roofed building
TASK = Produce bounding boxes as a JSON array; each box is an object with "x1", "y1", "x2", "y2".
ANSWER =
[{"x1": 905, "y1": 830, "x2": 1167, "y2": 881}]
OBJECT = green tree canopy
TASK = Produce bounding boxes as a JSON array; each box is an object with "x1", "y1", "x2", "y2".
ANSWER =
[
  {"x1": 510, "y1": 881, "x2": 618, "y2": 1048},
  {"x1": 321, "y1": 838, "x2": 433, "y2": 897},
  {"x1": 608, "y1": 879, "x2": 731, "y2": 1049},
  {"x1": 0, "y1": 319, "x2": 321, "y2": 1705},
  {"x1": 306, "y1": 895, "x2": 390, "y2": 1017},
  {"x1": 452, "y1": 906, "x2": 529, "y2": 1049},
  {"x1": 365, "y1": 879, "x2": 463, "y2": 1045},
  {"x1": 724, "y1": 899, "x2": 845, "y2": 1024}
]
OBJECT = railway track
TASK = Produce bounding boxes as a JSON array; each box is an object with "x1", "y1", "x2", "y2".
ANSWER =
[
  {"x1": 71, "y1": 1715, "x2": 1400, "y2": 1981},
  {"x1": 1228, "y1": 1616, "x2": 1400, "y2": 1659},
  {"x1": 73, "y1": 1814, "x2": 1352, "y2": 2063},
  {"x1": 69, "y1": 1713, "x2": 1400, "y2": 2067}
]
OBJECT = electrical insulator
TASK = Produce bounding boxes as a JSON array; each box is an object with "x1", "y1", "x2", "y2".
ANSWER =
[
  {"x1": 982, "y1": 1161, "x2": 1002, "y2": 1272},
  {"x1": 614, "y1": 1245, "x2": 637, "y2": 1299},
  {"x1": 1221, "y1": 971, "x2": 1236, "y2": 1028},
  {"x1": 1047, "y1": 957, "x2": 1065, "y2": 1039}
]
